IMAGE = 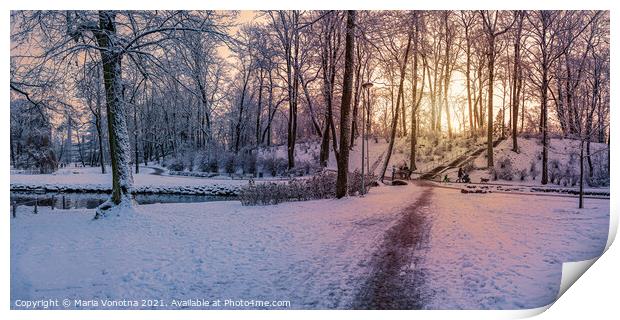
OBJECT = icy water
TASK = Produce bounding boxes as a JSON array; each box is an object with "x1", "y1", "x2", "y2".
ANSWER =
[{"x1": 10, "y1": 192, "x2": 234, "y2": 210}]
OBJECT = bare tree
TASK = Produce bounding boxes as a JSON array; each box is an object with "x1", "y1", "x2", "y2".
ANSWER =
[
  {"x1": 480, "y1": 10, "x2": 514, "y2": 167},
  {"x1": 335, "y1": 10, "x2": 356, "y2": 198},
  {"x1": 378, "y1": 13, "x2": 414, "y2": 183}
]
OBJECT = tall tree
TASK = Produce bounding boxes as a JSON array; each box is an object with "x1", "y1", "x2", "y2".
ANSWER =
[
  {"x1": 459, "y1": 11, "x2": 477, "y2": 136},
  {"x1": 480, "y1": 10, "x2": 514, "y2": 167},
  {"x1": 269, "y1": 11, "x2": 302, "y2": 169},
  {"x1": 335, "y1": 10, "x2": 356, "y2": 198},
  {"x1": 409, "y1": 12, "x2": 424, "y2": 171},
  {"x1": 379, "y1": 17, "x2": 413, "y2": 182},
  {"x1": 511, "y1": 10, "x2": 525, "y2": 152}
]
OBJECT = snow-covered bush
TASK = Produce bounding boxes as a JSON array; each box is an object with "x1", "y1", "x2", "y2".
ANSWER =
[
  {"x1": 518, "y1": 168, "x2": 528, "y2": 181},
  {"x1": 560, "y1": 165, "x2": 578, "y2": 187},
  {"x1": 196, "y1": 152, "x2": 219, "y2": 173},
  {"x1": 304, "y1": 170, "x2": 337, "y2": 199},
  {"x1": 560, "y1": 153, "x2": 579, "y2": 186},
  {"x1": 548, "y1": 159, "x2": 561, "y2": 184},
  {"x1": 164, "y1": 157, "x2": 185, "y2": 171},
  {"x1": 220, "y1": 152, "x2": 237, "y2": 175},
  {"x1": 494, "y1": 156, "x2": 514, "y2": 180},
  {"x1": 239, "y1": 170, "x2": 378, "y2": 206},
  {"x1": 292, "y1": 160, "x2": 321, "y2": 176},
  {"x1": 347, "y1": 169, "x2": 378, "y2": 196},
  {"x1": 257, "y1": 156, "x2": 288, "y2": 177},
  {"x1": 588, "y1": 150, "x2": 610, "y2": 187}
]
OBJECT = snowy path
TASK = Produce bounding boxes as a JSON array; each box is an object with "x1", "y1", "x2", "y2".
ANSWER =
[
  {"x1": 353, "y1": 182, "x2": 609, "y2": 310},
  {"x1": 10, "y1": 181, "x2": 609, "y2": 310},
  {"x1": 353, "y1": 182, "x2": 433, "y2": 309},
  {"x1": 11, "y1": 185, "x2": 422, "y2": 309}
]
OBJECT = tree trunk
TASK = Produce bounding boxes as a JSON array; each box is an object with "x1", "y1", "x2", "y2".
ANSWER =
[
  {"x1": 93, "y1": 11, "x2": 134, "y2": 218},
  {"x1": 465, "y1": 39, "x2": 474, "y2": 136},
  {"x1": 579, "y1": 140, "x2": 584, "y2": 208},
  {"x1": 486, "y1": 36, "x2": 496, "y2": 168},
  {"x1": 350, "y1": 42, "x2": 363, "y2": 147},
  {"x1": 511, "y1": 13, "x2": 523, "y2": 152},
  {"x1": 319, "y1": 120, "x2": 331, "y2": 167},
  {"x1": 133, "y1": 101, "x2": 139, "y2": 174},
  {"x1": 477, "y1": 64, "x2": 484, "y2": 130},
  {"x1": 95, "y1": 113, "x2": 106, "y2": 174},
  {"x1": 336, "y1": 11, "x2": 356, "y2": 199},
  {"x1": 541, "y1": 66, "x2": 549, "y2": 185},
  {"x1": 235, "y1": 67, "x2": 251, "y2": 154},
  {"x1": 409, "y1": 20, "x2": 419, "y2": 171},
  {"x1": 256, "y1": 70, "x2": 264, "y2": 147}
]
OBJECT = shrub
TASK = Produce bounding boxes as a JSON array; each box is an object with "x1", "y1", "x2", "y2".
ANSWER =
[
  {"x1": 560, "y1": 165, "x2": 578, "y2": 187},
  {"x1": 587, "y1": 150, "x2": 610, "y2": 187},
  {"x1": 258, "y1": 156, "x2": 288, "y2": 177},
  {"x1": 290, "y1": 160, "x2": 321, "y2": 176},
  {"x1": 548, "y1": 159, "x2": 561, "y2": 184},
  {"x1": 495, "y1": 156, "x2": 514, "y2": 180},
  {"x1": 347, "y1": 169, "x2": 378, "y2": 196},
  {"x1": 164, "y1": 157, "x2": 185, "y2": 171},
  {"x1": 239, "y1": 170, "x2": 378, "y2": 206},
  {"x1": 220, "y1": 152, "x2": 237, "y2": 175},
  {"x1": 196, "y1": 152, "x2": 219, "y2": 173},
  {"x1": 518, "y1": 168, "x2": 528, "y2": 181}
]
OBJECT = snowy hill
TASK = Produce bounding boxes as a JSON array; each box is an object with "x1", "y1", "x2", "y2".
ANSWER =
[{"x1": 458, "y1": 137, "x2": 609, "y2": 188}]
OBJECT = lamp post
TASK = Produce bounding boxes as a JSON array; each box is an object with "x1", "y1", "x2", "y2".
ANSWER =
[{"x1": 361, "y1": 82, "x2": 374, "y2": 196}]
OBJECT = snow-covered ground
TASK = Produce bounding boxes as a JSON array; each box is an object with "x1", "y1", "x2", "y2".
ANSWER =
[
  {"x1": 461, "y1": 137, "x2": 609, "y2": 187},
  {"x1": 413, "y1": 186, "x2": 609, "y2": 309},
  {"x1": 11, "y1": 184, "x2": 419, "y2": 309},
  {"x1": 329, "y1": 135, "x2": 479, "y2": 175},
  {"x1": 10, "y1": 166, "x2": 248, "y2": 187},
  {"x1": 10, "y1": 181, "x2": 610, "y2": 310},
  {"x1": 10, "y1": 166, "x2": 246, "y2": 196}
]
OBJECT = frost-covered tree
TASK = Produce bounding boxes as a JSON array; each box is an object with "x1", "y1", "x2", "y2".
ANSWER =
[
  {"x1": 11, "y1": 10, "x2": 234, "y2": 217},
  {"x1": 10, "y1": 99, "x2": 58, "y2": 173}
]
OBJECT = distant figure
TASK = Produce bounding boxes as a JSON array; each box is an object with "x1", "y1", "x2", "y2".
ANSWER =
[
  {"x1": 443, "y1": 174, "x2": 450, "y2": 183},
  {"x1": 457, "y1": 167, "x2": 463, "y2": 182},
  {"x1": 462, "y1": 172, "x2": 471, "y2": 183}
]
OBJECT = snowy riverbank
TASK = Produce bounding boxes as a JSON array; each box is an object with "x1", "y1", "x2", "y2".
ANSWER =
[{"x1": 10, "y1": 166, "x2": 245, "y2": 196}]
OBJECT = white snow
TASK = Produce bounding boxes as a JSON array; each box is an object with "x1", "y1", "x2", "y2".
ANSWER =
[
  {"x1": 465, "y1": 137, "x2": 609, "y2": 187},
  {"x1": 10, "y1": 166, "x2": 247, "y2": 196},
  {"x1": 10, "y1": 166, "x2": 248, "y2": 187},
  {"x1": 11, "y1": 184, "x2": 419, "y2": 309},
  {"x1": 10, "y1": 181, "x2": 610, "y2": 310},
  {"x1": 413, "y1": 186, "x2": 609, "y2": 309}
]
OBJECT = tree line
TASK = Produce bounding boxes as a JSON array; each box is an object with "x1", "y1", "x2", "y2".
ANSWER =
[{"x1": 10, "y1": 10, "x2": 609, "y2": 214}]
